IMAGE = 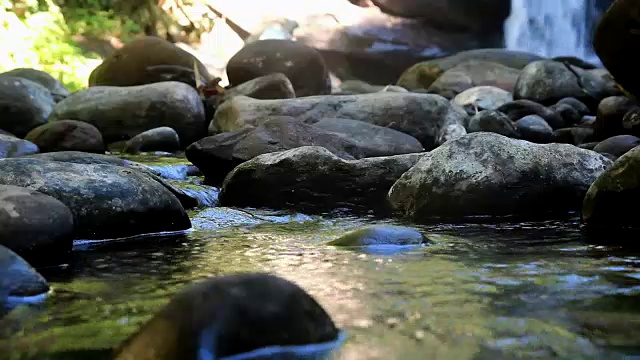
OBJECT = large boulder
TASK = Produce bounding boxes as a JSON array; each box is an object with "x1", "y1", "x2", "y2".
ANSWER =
[
  {"x1": 582, "y1": 145, "x2": 640, "y2": 234},
  {"x1": 371, "y1": 0, "x2": 510, "y2": 33},
  {"x1": 388, "y1": 132, "x2": 612, "y2": 220},
  {"x1": 24, "y1": 120, "x2": 105, "y2": 154},
  {"x1": 0, "y1": 158, "x2": 191, "y2": 239},
  {"x1": 0, "y1": 68, "x2": 70, "y2": 102},
  {"x1": 226, "y1": 39, "x2": 330, "y2": 97},
  {"x1": 220, "y1": 146, "x2": 425, "y2": 213},
  {"x1": 427, "y1": 60, "x2": 520, "y2": 98},
  {"x1": 210, "y1": 93, "x2": 468, "y2": 150},
  {"x1": 113, "y1": 273, "x2": 340, "y2": 360},
  {"x1": 88, "y1": 36, "x2": 213, "y2": 88},
  {"x1": 48, "y1": 81, "x2": 206, "y2": 146},
  {"x1": 396, "y1": 48, "x2": 542, "y2": 90},
  {"x1": 0, "y1": 185, "x2": 74, "y2": 267},
  {"x1": 0, "y1": 245, "x2": 49, "y2": 300},
  {"x1": 0, "y1": 76, "x2": 55, "y2": 137},
  {"x1": 514, "y1": 60, "x2": 611, "y2": 109},
  {"x1": 592, "y1": 0, "x2": 640, "y2": 98},
  {"x1": 187, "y1": 117, "x2": 368, "y2": 185}
]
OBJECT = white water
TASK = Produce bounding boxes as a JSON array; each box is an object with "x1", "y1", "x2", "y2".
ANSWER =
[{"x1": 505, "y1": 0, "x2": 602, "y2": 62}]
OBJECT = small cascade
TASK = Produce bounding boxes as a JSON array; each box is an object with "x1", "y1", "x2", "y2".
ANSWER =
[{"x1": 504, "y1": 0, "x2": 608, "y2": 63}]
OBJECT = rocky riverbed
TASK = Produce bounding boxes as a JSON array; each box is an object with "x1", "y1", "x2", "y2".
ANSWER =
[{"x1": 2, "y1": 1, "x2": 640, "y2": 357}]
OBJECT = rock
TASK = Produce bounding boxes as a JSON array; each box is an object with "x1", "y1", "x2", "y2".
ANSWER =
[
  {"x1": 0, "y1": 158, "x2": 191, "y2": 239},
  {"x1": 24, "y1": 120, "x2": 104, "y2": 154},
  {"x1": 370, "y1": 0, "x2": 510, "y2": 33},
  {"x1": 187, "y1": 117, "x2": 368, "y2": 185},
  {"x1": 0, "y1": 134, "x2": 39, "y2": 158},
  {"x1": 579, "y1": 141, "x2": 599, "y2": 151},
  {"x1": 549, "y1": 103, "x2": 582, "y2": 126},
  {"x1": 336, "y1": 80, "x2": 408, "y2": 95},
  {"x1": 0, "y1": 185, "x2": 74, "y2": 267},
  {"x1": 88, "y1": 36, "x2": 213, "y2": 88},
  {"x1": 226, "y1": 39, "x2": 330, "y2": 97},
  {"x1": 557, "y1": 97, "x2": 590, "y2": 116},
  {"x1": 582, "y1": 145, "x2": 640, "y2": 233},
  {"x1": 587, "y1": 68, "x2": 624, "y2": 98},
  {"x1": 496, "y1": 99, "x2": 565, "y2": 129},
  {"x1": 219, "y1": 146, "x2": 425, "y2": 213},
  {"x1": 451, "y1": 85, "x2": 513, "y2": 115},
  {"x1": 123, "y1": 127, "x2": 181, "y2": 154},
  {"x1": 23, "y1": 151, "x2": 199, "y2": 210},
  {"x1": 210, "y1": 93, "x2": 468, "y2": 150},
  {"x1": 0, "y1": 245, "x2": 49, "y2": 299},
  {"x1": 328, "y1": 225, "x2": 427, "y2": 246},
  {"x1": 622, "y1": 106, "x2": 640, "y2": 137},
  {"x1": 516, "y1": 115, "x2": 554, "y2": 143},
  {"x1": 593, "y1": 135, "x2": 640, "y2": 158},
  {"x1": 552, "y1": 56, "x2": 599, "y2": 70},
  {"x1": 0, "y1": 129, "x2": 14, "y2": 137},
  {"x1": 387, "y1": 132, "x2": 611, "y2": 220},
  {"x1": 312, "y1": 118, "x2": 424, "y2": 156},
  {"x1": 467, "y1": 110, "x2": 520, "y2": 138},
  {"x1": 215, "y1": 73, "x2": 295, "y2": 105},
  {"x1": 427, "y1": 60, "x2": 521, "y2": 98},
  {"x1": 552, "y1": 127, "x2": 595, "y2": 145},
  {"x1": 113, "y1": 273, "x2": 340, "y2": 360},
  {"x1": 594, "y1": 96, "x2": 636, "y2": 140},
  {"x1": 396, "y1": 48, "x2": 542, "y2": 90},
  {"x1": 592, "y1": 0, "x2": 640, "y2": 98},
  {"x1": 0, "y1": 68, "x2": 70, "y2": 102},
  {"x1": 514, "y1": 60, "x2": 609, "y2": 108},
  {"x1": 580, "y1": 115, "x2": 597, "y2": 127},
  {"x1": 0, "y1": 76, "x2": 55, "y2": 137},
  {"x1": 49, "y1": 82, "x2": 206, "y2": 146}
]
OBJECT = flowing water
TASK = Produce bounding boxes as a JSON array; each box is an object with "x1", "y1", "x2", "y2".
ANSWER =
[
  {"x1": 504, "y1": 0, "x2": 610, "y2": 62},
  {"x1": 2, "y1": 154, "x2": 640, "y2": 359}
]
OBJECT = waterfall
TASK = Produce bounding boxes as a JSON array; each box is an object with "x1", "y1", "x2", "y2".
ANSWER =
[{"x1": 504, "y1": 0, "x2": 608, "y2": 63}]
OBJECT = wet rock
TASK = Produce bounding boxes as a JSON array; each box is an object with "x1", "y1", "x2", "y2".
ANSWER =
[
  {"x1": 593, "y1": 135, "x2": 640, "y2": 158},
  {"x1": 496, "y1": 99, "x2": 564, "y2": 129},
  {"x1": 467, "y1": 110, "x2": 520, "y2": 138},
  {"x1": 549, "y1": 103, "x2": 582, "y2": 126},
  {"x1": 594, "y1": 96, "x2": 636, "y2": 140},
  {"x1": 0, "y1": 134, "x2": 38, "y2": 158},
  {"x1": 220, "y1": 146, "x2": 425, "y2": 213},
  {"x1": 0, "y1": 158, "x2": 191, "y2": 239},
  {"x1": 582, "y1": 143, "x2": 640, "y2": 234},
  {"x1": 0, "y1": 76, "x2": 55, "y2": 137},
  {"x1": 388, "y1": 132, "x2": 611, "y2": 220},
  {"x1": 187, "y1": 117, "x2": 367, "y2": 185},
  {"x1": 593, "y1": 0, "x2": 640, "y2": 98},
  {"x1": 0, "y1": 185, "x2": 74, "y2": 267},
  {"x1": 0, "y1": 68, "x2": 70, "y2": 102},
  {"x1": 622, "y1": 106, "x2": 640, "y2": 138},
  {"x1": 113, "y1": 273, "x2": 340, "y2": 360},
  {"x1": 397, "y1": 49, "x2": 542, "y2": 90},
  {"x1": 580, "y1": 115, "x2": 597, "y2": 127},
  {"x1": 190, "y1": 207, "x2": 313, "y2": 231},
  {"x1": 210, "y1": 93, "x2": 468, "y2": 150},
  {"x1": 336, "y1": 80, "x2": 408, "y2": 95},
  {"x1": 451, "y1": 86, "x2": 513, "y2": 115},
  {"x1": 557, "y1": 97, "x2": 590, "y2": 117},
  {"x1": 587, "y1": 68, "x2": 624, "y2": 98},
  {"x1": 427, "y1": 60, "x2": 520, "y2": 98},
  {"x1": 49, "y1": 82, "x2": 206, "y2": 146},
  {"x1": 0, "y1": 245, "x2": 49, "y2": 299},
  {"x1": 88, "y1": 36, "x2": 213, "y2": 88},
  {"x1": 328, "y1": 225, "x2": 427, "y2": 246},
  {"x1": 215, "y1": 73, "x2": 295, "y2": 105},
  {"x1": 579, "y1": 142, "x2": 599, "y2": 151},
  {"x1": 226, "y1": 39, "x2": 330, "y2": 97},
  {"x1": 312, "y1": 118, "x2": 424, "y2": 156},
  {"x1": 516, "y1": 115, "x2": 554, "y2": 143},
  {"x1": 123, "y1": 127, "x2": 181, "y2": 154},
  {"x1": 552, "y1": 127, "x2": 594, "y2": 146},
  {"x1": 0, "y1": 129, "x2": 14, "y2": 137},
  {"x1": 514, "y1": 60, "x2": 609, "y2": 108},
  {"x1": 552, "y1": 56, "x2": 599, "y2": 70},
  {"x1": 24, "y1": 120, "x2": 104, "y2": 153}
]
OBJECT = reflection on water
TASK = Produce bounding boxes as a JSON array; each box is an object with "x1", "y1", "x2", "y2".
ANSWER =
[{"x1": 2, "y1": 210, "x2": 640, "y2": 359}]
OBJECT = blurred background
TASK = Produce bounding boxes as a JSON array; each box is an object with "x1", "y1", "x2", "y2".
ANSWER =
[{"x1": 0, "y1": 0, "x2": 614, "y2": 92}]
